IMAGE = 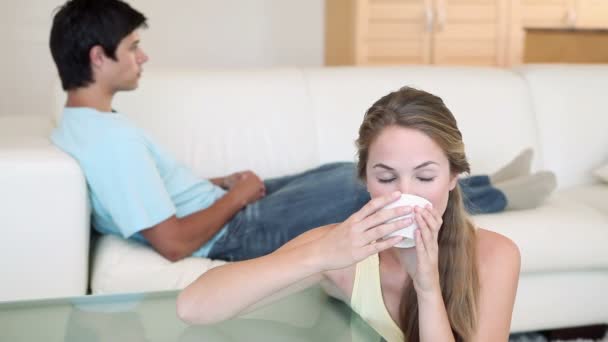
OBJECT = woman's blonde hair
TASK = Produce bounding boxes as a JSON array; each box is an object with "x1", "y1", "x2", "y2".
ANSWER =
[{"x1": 356, "y1": 87, "x2": 479, "y2": 342}]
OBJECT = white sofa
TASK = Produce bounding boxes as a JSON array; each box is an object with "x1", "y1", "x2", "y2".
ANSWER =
[{"x1": 1, "y1": 65, "x2": 607, "y2": 333}]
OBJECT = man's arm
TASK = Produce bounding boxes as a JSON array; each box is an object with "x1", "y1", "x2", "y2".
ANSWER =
[
  {"x1": 142, "y1": 172, "x2": 265, "y2": 262},
  {"x1": 209, "y1": 177, "x2": 226, "y2": 188},
  {"x1": 210, "y1": 171, "x2": 262, "y2": 191}
]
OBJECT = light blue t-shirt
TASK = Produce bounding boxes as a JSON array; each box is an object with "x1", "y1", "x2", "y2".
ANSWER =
[{"x1": 51, "y1": 107, "x2": 228, "y2": 257}]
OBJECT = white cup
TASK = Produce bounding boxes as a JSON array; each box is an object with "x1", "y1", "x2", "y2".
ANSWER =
[{"x1": 381, "y1": 194, "x2": 432, "y2": 248}]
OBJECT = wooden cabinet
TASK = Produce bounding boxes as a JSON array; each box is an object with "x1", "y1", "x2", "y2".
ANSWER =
[
  {"x1": 519, "y1": 0, "x2": 573, "y2": 28},
  {"x1": 364, "y1": 0, "x2": 432, "y2": 64},
  {"x1": 508, "y1": 0, "x2": 608, "y2": 65},
  {"x1": 325, "y1": 0, "x2": 432, "y2": 65},
  {"x1": 518, "y1": 0, "x2": 608, "y2": 29},
  {"x1": 576, "y1": 0, "x2": 608, "y2": 29},
  {"x1": 432, "y1": 0, "x2": 508, "y2": 66},
  {"x1": 325, "y1": 0, "x2": 510, "y2": 67}
]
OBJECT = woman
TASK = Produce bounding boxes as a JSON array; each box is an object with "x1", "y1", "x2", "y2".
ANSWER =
[{"x1": 177, "y1": 87, "x2": 521, "y2": 341}]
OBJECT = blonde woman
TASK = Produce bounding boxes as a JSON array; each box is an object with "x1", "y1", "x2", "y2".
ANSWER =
[{"x1": 177, "y1": 87, "x2": 521, "y2": 342}]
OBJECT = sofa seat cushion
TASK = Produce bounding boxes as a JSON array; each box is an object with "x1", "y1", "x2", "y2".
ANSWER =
[
  {"x1": 560, "y1": 184, "x2": 608, "y2": 215},
  {"x1": 93, "y1": 186, "x2": 608, "y2": 294},
  {"x1": 473, "y1": 190, "x2": 608, "y2": 273},
  {"x1": 91, "y1": 235, "x2": 226, "y2": 294}
]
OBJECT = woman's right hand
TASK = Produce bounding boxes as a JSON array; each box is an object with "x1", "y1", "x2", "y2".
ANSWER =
[{"x1": 316, "y1": 191, "x2": 413, "y2": 271}]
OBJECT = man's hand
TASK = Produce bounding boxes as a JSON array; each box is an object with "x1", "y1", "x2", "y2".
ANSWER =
[
  {"x1": 222, "y1": 171, "x2": 242, "y2": 189},
  {"x1": 228, "y1": 170, "x2": 266, "y2": 206}
]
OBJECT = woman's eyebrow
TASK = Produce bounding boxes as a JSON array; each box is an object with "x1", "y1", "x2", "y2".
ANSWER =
[
  {"x1": 372, "y1": 163, "x2": 394, "y2": 170},
  {"x1": 414, "y1": 161, "x2": 438, "y2": 170}
]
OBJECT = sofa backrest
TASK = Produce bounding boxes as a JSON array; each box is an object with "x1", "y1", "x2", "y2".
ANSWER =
[
  {"x1": 303, "y1": 67, "x2": 541, "y2": 176},
  {"x1": 52, "y1": 65, "x2": 606, "y2": 188},
  {"x1": 517, "y1": 65, "x2": 608, "y2": 188},
  {"x1": 112, "y1": 69, "x2": 319, "y2": 179},
  {"x1": 112, "y1": 67, "x2": 542, "y2": 178}
]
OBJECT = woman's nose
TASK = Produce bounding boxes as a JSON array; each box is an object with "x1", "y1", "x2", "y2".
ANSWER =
[{"x1": 398, "y1": 180, "x2": 411, "y2": 195}]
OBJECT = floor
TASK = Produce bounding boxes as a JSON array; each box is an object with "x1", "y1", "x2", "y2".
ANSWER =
[{"x1": 510, "y1": 325, "x2": 608, "y2": 342}]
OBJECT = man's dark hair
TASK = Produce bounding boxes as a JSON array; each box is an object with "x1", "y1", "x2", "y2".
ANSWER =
[{"x1": 50, "y1": 0, "x2": 147, "y2": 90}]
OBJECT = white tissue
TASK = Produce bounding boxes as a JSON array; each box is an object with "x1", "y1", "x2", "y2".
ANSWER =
[{"x1": 382, "y1": 194, "x2": 432, "y2": 248}]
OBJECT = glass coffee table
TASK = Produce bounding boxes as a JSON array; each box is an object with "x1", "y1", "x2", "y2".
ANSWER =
[{"x1": 0, "y1": 286, "x2": 383, "y2": 341}]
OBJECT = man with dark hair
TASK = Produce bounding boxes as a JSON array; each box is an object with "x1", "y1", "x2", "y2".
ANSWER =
[
  {"x1": 50, "y1": 0, "x2": 148, "y2": 91},
  {"x1": 49, "y1": 0, "x2": 555, "y2": 264},
  {"x1": 49, "y1": 0, "x2": 370, "y2": 262}
]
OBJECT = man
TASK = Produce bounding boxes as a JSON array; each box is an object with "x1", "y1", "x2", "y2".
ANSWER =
[
  {"x1": 50, "y1": 0, "x2": 556, "y2": 264},
  {"x1": 49, "y1": 0, "x2": 369, "y2": 262}
]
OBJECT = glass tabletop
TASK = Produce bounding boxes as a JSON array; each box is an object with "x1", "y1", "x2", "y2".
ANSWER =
[{"x1": 0, "y1": 286, "x2": 383, "y2": 342}]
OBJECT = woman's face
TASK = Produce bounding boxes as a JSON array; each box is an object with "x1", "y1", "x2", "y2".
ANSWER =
[{"x1": 365, "y1": 125, "x2": 458, "y2": 216}]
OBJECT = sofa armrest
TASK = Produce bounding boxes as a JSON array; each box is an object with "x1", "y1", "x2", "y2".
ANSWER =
[{"x1": 0, "y1": 143, "x2": 90, "y2": 301}]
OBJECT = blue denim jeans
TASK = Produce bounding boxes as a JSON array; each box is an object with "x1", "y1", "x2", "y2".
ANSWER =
[
  {"x1": 208, "y1": 162, "x2": 370, "y2": 261},
  {"x1": 207, "y1": 163, "x2": 507, "y2": 261},
  {"x1": 459, "y1": 175, "x2": 507, "y2": 214}
]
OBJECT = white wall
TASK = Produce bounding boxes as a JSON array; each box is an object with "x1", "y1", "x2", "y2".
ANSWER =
[{"x1": 0, "y1": 0, "x2": 324, "y2": 118}]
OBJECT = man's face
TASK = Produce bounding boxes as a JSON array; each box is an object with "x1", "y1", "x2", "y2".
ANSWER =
[{"x1": 101, "y1": 30, "x2": 148, "y2": 92}]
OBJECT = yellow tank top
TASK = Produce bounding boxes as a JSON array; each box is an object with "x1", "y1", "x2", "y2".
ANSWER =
[{"x1": 350, "y1": 253, "x2": 405, "y2": 342}]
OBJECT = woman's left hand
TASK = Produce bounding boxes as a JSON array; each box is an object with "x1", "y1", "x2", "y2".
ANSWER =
[{"x1": 398, "y1": 205, "x2": 443, "y2": 295}]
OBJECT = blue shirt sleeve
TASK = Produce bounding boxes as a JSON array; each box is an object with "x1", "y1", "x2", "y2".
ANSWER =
[{"x1": 83, "y1": 134, "x2": 176, "y2": 238}]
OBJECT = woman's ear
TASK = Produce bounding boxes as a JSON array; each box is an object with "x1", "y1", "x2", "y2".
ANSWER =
[{"x1": 449, "y1": 173, "x2": 458, "y2": 191}]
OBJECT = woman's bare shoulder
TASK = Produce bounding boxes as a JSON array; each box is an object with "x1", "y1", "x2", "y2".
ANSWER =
[{"x1": 475, "y1": 228, "x2": 521, "y2": 275}]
